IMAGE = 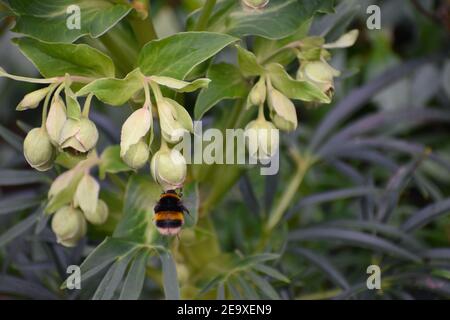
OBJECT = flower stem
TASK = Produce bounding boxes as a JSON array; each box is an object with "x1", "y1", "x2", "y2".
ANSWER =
[
  {"x1": 82, "y1": 93, "x2": 94, "y2": 117},
  {"x1": 194, "y1": 0, "x2": 217, "y2": 31},
  {"x1": 265, "y1": 150, "x2": 314, "y2": 232},
  {"x1": 40, "y1": 83, "x2": 59, "y2": 127}
]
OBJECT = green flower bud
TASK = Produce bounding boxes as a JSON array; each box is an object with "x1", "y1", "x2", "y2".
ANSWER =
[
  {"x1": 158, "y1": 99, "x2": 192, "y2": 144},
  {"x1": 247, "y1": 77, "x2": 266, "y2": 109},
  {"x1": 150, "y1": 147, "x2": 187, "y2": 191},
  {"x1": 51, "y1": 206, "x2": 87, "y2": 247},
  {"x1": 122, "y1": 139, "x2": 149, "y2": 169},
  {"x1": 267, "y1": 88, "x2": 298, "y2": 131},
  {"x1": 245, "y1": 118, "x2": 279, "y2": 160},
  {"x1": 74, "y1": 174, "x2": 99, "y2": 216},
  {"x1": 297, "y1": 60, "x2": 340, "y2": 97},
  {"x1": 16, "y1": 87, "x2": 50, "y2": 111},
  {"x1": 84, "y1": 199, "x2": 109, "y2": 225},
  {"x1": 46, "y1": 96, "x2": 67, "y2": 146},
  {"x1": 242, "y1": 0, "x2": 269, "y2": 9},
  {"x1": 120, "y1": 107, "x2": 151, "y2": 159},
  {"x1": 23, "y1": 128, "x2": 55, "y2": 171},
  {"x1": 60, "y1": 117, "x2": 99, "y2": 153}
]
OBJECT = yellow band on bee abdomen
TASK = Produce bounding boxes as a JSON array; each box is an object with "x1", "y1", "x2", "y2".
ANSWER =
[{"x1": 154, "y1": 211, "x2": 184, "y2": 221}]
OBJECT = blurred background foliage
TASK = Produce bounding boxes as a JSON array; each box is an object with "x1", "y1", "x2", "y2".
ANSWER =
[{"x1": 0, "y1": 0, "x2": 450, "y2": 300}]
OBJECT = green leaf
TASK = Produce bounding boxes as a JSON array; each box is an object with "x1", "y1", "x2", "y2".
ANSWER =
[
  {"x1": 99, "y1": 146, "x2": 132, "y2": 179},
  {"x1": 113, "y1": 175, "x2": 160, "y2": 243},
  {"x1": 119, "y1": 249, "x2": 149, "y2": 300},
  {"x1": 194, "y1": 63, "x2": 249, "y2": 119},
  {"x1": 227, "y1": 0, "x2": 334, "y2": 40},
  {"x1": 253, "y1": 18, "x2": 312, "y2": 65},
  {"x1": 235, "y1": 275, "x2": 259, "y2": 299},
  {"x1": 138, "y1": 32, "x2": 238, "y2": 79},
  {"x1": 0, "y1": 170, "x2": 49, "y2": 186},
  {"x1": 9, "y1": 0, "x2": 131, "y2": 43},
  {"x1": 92, "y1": 250, "x2": 136, "y2": 300},
  {"x1": 236, "y1": 45, "x2": 265, "y2": 77},
  {"x1": 247, "y1": 271, "x2": 280, "y2": 300},
  {"x1": 289, "y1": 227, "x2": 421, "y2": 262},
  {"x1": 266, "y1": 63, "x2": 330, "y2": 103},
  {"x1": 0, "y1": 123, "x2": 23, "y2": 152},
  {"x1": 160, "y1": 251, "x2": 180, "y2": 300},
  {"x1": 253, "y1": 264, "x2": 290, "y2": 283},
  {"x1": 402, "y1": 199, "x2": 450, "y2": 232},
  {"x1": 0, "y1": 194, "x2": 41, "y2": 215},
  {"x1": 293, "y1": 248, "x2": 349, "y2": 290},
  {"x1": 15, "y1": 37, "x2": 115, "y2": 78},
  {"x1": 150, "y1": 76, "x2": 210, "y2": 93},
  {"x1": 61, "y1": 237, "x2": 139, "y2": 289},
  {"x1": 77, "y1": 69, "x2": 144, "y2": 106},
  {"x1": 46, "y1": 170, "x2": 83, "y2": 214},
  {"x1": 0, "y1": 210, "x2": 40, "y2": 247}
]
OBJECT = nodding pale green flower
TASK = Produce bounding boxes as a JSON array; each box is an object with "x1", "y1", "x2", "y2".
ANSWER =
[
  {"x1": 84, "y1": 199, "x2": 109, "y2": 225},
  {"x1": 51, "y1": 206, "x2": 87, "y2": 247},
  {"x1": 120, "y1": 107, "x2": 151, "y2": 168},
  {"x1": 74, "y1": 174, "x2": 99, "y2": 216},
  {"x1": 122, "y1": 139, "x2": 149, "y2": 169},
  {"x1": 46, "y1": 96, "x2": 67, "y2": 146},
  {"x1": 23, "y1": 127, "x2": 55, "y2": 171},
  {"x1": 157, "y1": 98, "x2": 193, "y2": 144},
  {"x1": 242, "y1": 0, "x2": 269, "y2": 9},
  {"x1": 59, "y1": 117, "x2": 99, "y2": 153},
  {"x1": 297, "y1": 60, "x2": 340, "y2": 97},
  {"x1": 151, "y1": 146, "x2": 187, "y2": 191},
  {"x1": 247, "y1": 77, "x2": 266, "y2": 109},
  {"x1": 245, "y1": 118, "x2": 279, "y2": 160},
  {"x1": 267, "y1": 88, "x2": 298, "y2": 132},
  {"x1": 16, "y1": 87, "x2": 50, "y2": 111}
]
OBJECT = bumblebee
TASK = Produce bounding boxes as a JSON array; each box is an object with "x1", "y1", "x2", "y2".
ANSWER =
[{"x1": 154, "y1": 190, "x2": 189, "y2": 236}]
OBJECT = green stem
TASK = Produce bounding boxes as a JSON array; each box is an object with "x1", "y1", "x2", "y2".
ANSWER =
[
  {"x1": 194, "y1": 0, "x2": 217, "y2": 31},
  {"x1": 99, "y1": 32, "x2": 137, "y2": 75},
  {"x1": 40, "y1": 83, "x2": 59, "y2": 127},
  {"x1": 82, "y1": 93, "x2": 94, "y2": 117},
  {"x1": 265, "y1": 150, "x2": 314, "y2": 232},
  {"x1": 129, "y1": 13, "x2": 157, "y2": 47}
]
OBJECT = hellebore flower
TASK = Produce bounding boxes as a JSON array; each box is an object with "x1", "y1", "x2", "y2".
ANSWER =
[
  {"x1": 59, "y1": 117, "x2": 99, "y2": 153},
  {"x1": 16, "y1": 87, "x2": 50, "y2": 111},
  {"x1": 157, "y1": 98, "x2": 193, "y2": 144},
  {"x1": 46, "y1": 96, "x2": 67, "y2": 146},
  {"x1": 267, "y1": 87, "x2": 298, "y2": 132},
  {"x1": 151, "y1": 146, "x2": 187, "y2": 191},
  {"x1": 51, "y1": 206, "x2": 87, "y2": 247},
  {"x1": 23, "y1": 127, "x2": 55, "y2": 171},
  {"x1": 247, "y1": 77, "x2": 267, "y2": 109},
  {"x1": 120, "y1": 107, "x2": 151, "y2": 169},
  {"x1": 84, "y1": 199, "x2": 109, "y2": 225},
  {"x1": 297, "y1": 60, "x2": 341, "y2": 97},
  {"x1": 245, "y1": 118, "x2": 279, "y2": 160}
]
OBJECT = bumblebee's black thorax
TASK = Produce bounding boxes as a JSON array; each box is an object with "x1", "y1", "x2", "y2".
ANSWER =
[{"x1": 154, "y1": 192, "x2": 184, "y2": 213}]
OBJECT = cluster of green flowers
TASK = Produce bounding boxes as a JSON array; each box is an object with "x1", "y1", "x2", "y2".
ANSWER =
[{"x1": 243, "y1": 29, "x2": 359, "y2": 160}]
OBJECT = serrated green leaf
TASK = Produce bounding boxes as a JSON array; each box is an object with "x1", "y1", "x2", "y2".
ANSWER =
[
  {"x1": 194, "y1": 63, "x2": 249, "y2": 119},
  {"x1": 9, "y1": 0, "x2": 131, "y2": 43},
  {"x1": 227, "y1": 0, "x2": 334, "y2": 40},
  {"x1": 138, "y1": 32, "x2": 238, "y2": 79},
  {"x1": 150, "y1": 76, "x2": 210, "y2": 93},
  {"x1": 15, "y1": 37, "x2": 115, "y2": 78}
]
